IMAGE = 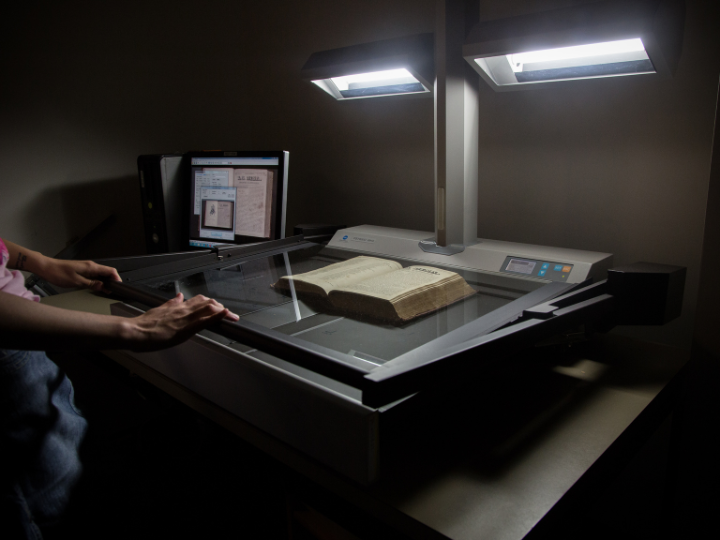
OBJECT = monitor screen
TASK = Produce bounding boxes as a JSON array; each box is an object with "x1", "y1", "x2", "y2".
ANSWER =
[{"x1": 188, "y1": 151, "x2": 288, "y2": 249}]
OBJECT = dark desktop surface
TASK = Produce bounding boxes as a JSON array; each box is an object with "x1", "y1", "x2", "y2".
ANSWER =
[{"x1": 43, "y1": 332, "x2": 689, "y2": 540}]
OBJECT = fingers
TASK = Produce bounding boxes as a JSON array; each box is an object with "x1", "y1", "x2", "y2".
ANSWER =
[
  {"x1": 186, "y1": 305, "x2": 228, "y2": 331},
  {"x1": 172, "y1": 300, "x2": 227, "y2": 336},
  {"x1": 202, "y1": 308, "x2": 239, "y2": 325},
  {"x1": 89, "y1": 279, "x2": 105, "y2": 292},
  {"x1": 87, "y1": 275, "x2": 119, "y2": 294},
  {"x1": 130, "y1": 293, "x2": 239, "y2": 351},
  {"x1": 195, "y1": 296, "x2": 239, "y2": 321},
  {"x1": 49, "y1": 260, "x2": 123, "y2": 291},
  {"x1": 178, "y1": 294, "x2": 239, "y2": 325},
  {"x1": 85, "y1": 263, "x2": 122, "y2": 292},
  {"x1": 93, "y1": 264, "x2": 122, "y2": 283},
  {"x1": 184, "y1": 294, "x2": 217, "y2": 306},
  {"x1": 186, "y1": 296, "x2": 229, "y2": 319},
  {"x1": 157, "y1": 294, "x2": 236, "y2": 322},
  {"x1": 74, "y1": 274, "x2": 102, "y2": 291}
]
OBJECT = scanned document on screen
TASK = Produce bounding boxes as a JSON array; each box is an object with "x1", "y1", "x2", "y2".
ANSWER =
[
  {"x1": 203, "y1": 200, "x2": 234, "y2": 229},
  {"x1": 233, "y1": 169, "x2": 272, "y2": 237},
  {"x1": 194, "y1": 169, "x2": 231, "y2": 214}
]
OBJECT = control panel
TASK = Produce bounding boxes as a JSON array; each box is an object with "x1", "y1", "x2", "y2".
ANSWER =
[
  {"x1": 501, "y1": 256, "x2": 574, "y2": 282},
  {"x1": 327, "y1": 225, "x2": 613, "y2": 284}
]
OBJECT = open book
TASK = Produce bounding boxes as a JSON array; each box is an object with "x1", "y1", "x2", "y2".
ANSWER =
[{"x1": 273, "y1": 256, "x2": 476, "y2": 324}]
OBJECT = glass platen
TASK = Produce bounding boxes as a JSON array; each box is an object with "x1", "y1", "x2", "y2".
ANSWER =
[{"x1": 133, "y1": 245, "x2": 546, "y2": 367}]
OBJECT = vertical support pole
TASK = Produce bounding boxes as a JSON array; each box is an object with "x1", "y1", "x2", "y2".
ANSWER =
[
  {"x1": 425, "y1": 0, "x2": 479, "y2": 253},
  {"x1": 463, "y1": 0, "x2": 479, "y2": 245}
]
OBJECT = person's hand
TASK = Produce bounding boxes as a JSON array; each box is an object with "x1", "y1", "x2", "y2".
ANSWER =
[
  {"x1": 126, "y1": 293, "x2": 240, "y2": 352},
  {"x1": 35, "y1": 257, "x2": 121, "y2": 293}
]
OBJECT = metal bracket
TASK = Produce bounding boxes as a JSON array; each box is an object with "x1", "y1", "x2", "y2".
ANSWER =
[
  {"x1": 211, "y1": 243, "x2": 238, "y2": 261},
  {"x1": 418, "y1": 238, "x2": 466, "y2": 255}
]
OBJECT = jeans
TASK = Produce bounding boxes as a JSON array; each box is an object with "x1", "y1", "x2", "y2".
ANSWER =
[{"x1": 0, "y1": 349, "x2": 87, "y2": 539}]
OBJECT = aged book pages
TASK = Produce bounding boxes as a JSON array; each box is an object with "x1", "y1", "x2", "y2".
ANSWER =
[
  {"x1": 277, "y1": 256, "x2": 402, "y2": 296},
  {"x1": 331, "y1": 265, "x2": 476, "y2": 321},
  {"x1": 234, "y1": 169, "x2": 271, "y2": 237},
  {"x1": 274, "y1": 256, "x2": 475, "y2": 323}
]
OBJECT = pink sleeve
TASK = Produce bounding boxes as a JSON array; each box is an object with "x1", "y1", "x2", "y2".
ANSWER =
[{"x1": 0, "y1": 238, "x2": 40, "y2": 302}]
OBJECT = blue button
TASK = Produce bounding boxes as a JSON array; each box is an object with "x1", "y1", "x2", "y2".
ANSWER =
[
  {"x1": 554, "y1": 264, "x2": 563, "y2": 271},
  {"x1": 538, "y1": 269, "x2": 547, "y2": 276},
  {"x1": 541, "y1": 263, "x2": 549, "y2": 270}
]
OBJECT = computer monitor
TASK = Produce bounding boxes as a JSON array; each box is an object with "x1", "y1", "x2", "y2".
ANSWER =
[{"x1": 187, "y1": 151, "x2": 289, "y2": 249}]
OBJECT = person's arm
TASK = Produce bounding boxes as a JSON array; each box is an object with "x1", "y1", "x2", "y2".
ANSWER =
[
  {"x1": 3, "y1": 239, "x2": 121, "y2": 292},
  {"x1": 0, "y1": 289, "x2": 239, "y2": 352}
]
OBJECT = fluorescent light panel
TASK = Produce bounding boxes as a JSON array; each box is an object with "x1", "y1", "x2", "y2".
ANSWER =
[
  {"x1": 475, "y1": 37, "x2": 655, "y2": 87},
  {"x1": 312, "y1": 68, "x2": 430, "y2": 99},
  {"x1": 508, "y1": 38, "x2": 646, "y2": 69}
]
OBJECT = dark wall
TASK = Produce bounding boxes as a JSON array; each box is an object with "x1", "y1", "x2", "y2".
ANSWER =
[
  {"x1": 0, "y1": 0, "x2": 437, "y2": 257},
  {"x1": 473, "y1": 0, "x2": 720, "y2": 348},
  {"x1": 1, "y1": 0, "x2": 718, "y2": 349}
]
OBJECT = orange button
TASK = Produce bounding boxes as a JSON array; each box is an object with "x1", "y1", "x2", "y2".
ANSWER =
[{"x1": 562, "y1": 266, "x2": 572, "y2": 273}]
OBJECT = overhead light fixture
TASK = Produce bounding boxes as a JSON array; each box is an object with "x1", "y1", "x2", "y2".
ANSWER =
[
  {"x1": 315, "y1": 68, "x2": 426, "y2": 99},
  {"x1": 302, "y1": 34, "x2": 434, "y2": 100},
  {"x1": 463, "y1": 0, "x2": 685, "y2": 91},
  {"x1": 504, "y1": 38, "x2": 653, "y2": 82}
]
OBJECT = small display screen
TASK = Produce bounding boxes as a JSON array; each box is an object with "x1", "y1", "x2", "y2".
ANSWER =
[
  {"x1": 502, "y1": 256, "x2": 574, "y2": 282},
  {"x1": 188, "y1": 152, "x2": 287, "y2": 249},
  {"x1": 506, "y1": 259, "x2": 536, "y2": 275}
]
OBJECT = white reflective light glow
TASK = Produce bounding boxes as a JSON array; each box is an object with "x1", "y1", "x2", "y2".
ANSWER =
[
  {"x1": 507, "y1": 38, "x2": 646, "y2": 72},
  {"x1": 330, "y1": 68, "x2": 417, "y2": 91},
  {"x1": 310, "y1": 67, "x2": 430, "y2": 99}
]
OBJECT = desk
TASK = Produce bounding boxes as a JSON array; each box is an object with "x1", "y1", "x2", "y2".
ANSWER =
[{"x1": 42, "y1": 290, "x2": 688, "y2": 540}]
